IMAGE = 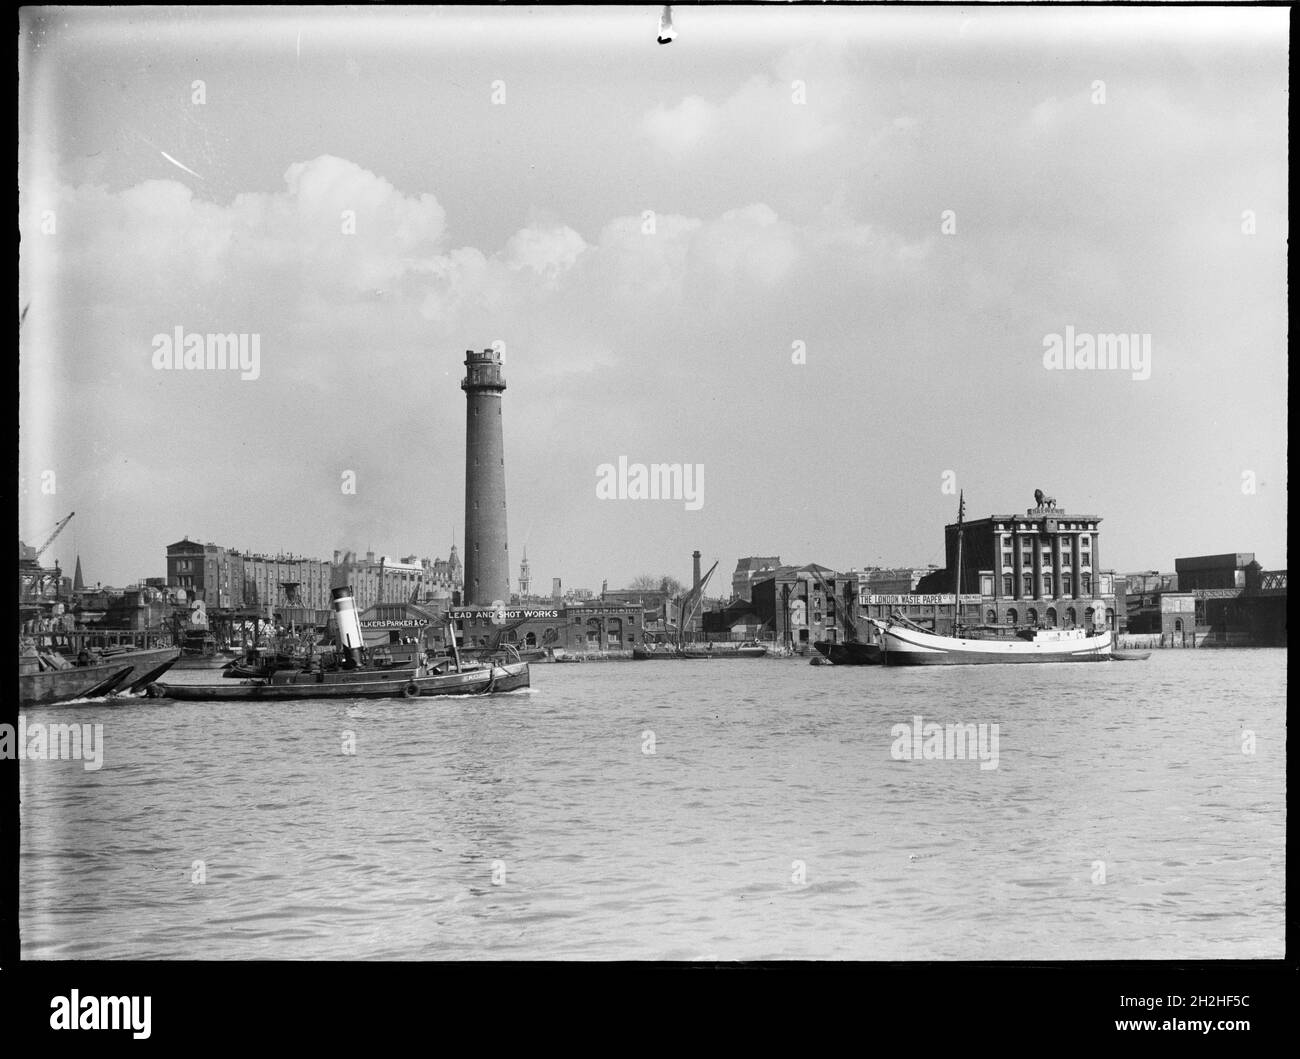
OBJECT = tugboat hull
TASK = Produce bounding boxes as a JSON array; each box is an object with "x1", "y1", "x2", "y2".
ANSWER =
[{"x1": 151, "y1": 666, "x2": 495, "y2": 700}]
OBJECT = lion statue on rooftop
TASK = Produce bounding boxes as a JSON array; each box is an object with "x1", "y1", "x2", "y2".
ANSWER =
[{"x1": 1034, "y1": 488, "x2": 1056, "y2": 509}]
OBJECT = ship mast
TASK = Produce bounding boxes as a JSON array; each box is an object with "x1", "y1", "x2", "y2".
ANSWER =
[{"x1": 954, "y1": 491, "x2": 965, "y2": 635}]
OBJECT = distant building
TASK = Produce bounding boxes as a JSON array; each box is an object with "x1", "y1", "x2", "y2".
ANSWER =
[
  {"x1": 861, "y1": 567, "x2": 934, "y2": 594},
  {"x1": 1174, "y1": 553, "x2": 1254, "y2": 591},
  {"x1": 165, "y1": 539, "x2": 240, "y2": 609},
  {"x1": 731, "y1": 556, "x2": 781, "y2": 601},
  {"x1": 332, "y1": 548, "x2": 461, "y2": 612},
  {"x1": 1125, "y1": 554, "x2": 1285, "y2": 645},
  {"x1": 745, "y1": 563, "x2": 859, "y2": 648},
  {"x1": 1124, "y1": 589, "x2": 1197, "y2": 638},
  {"x1": 356, "y1": 599, "x2": 453, "y2": 652},
  {"x1": 451, "y1": 601, "x2": 644, "y2": 652},
  {"x1": 167, "y1": 537, "x2": 460, "y2": 624}
]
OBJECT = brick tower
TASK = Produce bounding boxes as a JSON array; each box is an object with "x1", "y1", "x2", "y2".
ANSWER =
[{"x1": 461, "y1": 347, "x2": 510, "y2": 605}]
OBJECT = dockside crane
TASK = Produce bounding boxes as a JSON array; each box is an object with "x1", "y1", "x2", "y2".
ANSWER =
[{"x1": 32, "y1": 511, "x2": 75, "y2": 564}]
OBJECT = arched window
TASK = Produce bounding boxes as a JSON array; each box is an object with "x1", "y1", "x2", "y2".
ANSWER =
[
  {"x1": 1027, "y1": 608, "x2": 1038, "y2": 627},
  {"x1": 525, "y1": 631, "x2": 537, "y2": 647},
  {"x1": 1084, "y1": 607, "x2": 1095, "y2": 625},
  {"x1": 1174, "y1": 619, "x2": 1183, "y2": 633},
  {"x1": 1006, "y1": 608, "x2": 1018, "y2": 626},
  {"x1": 986, "y1": 609, "x2": 997, "y2": 625},
  {"x1": 1045, "y1": 607, "x2": 1057, "y2": 627},
  {"x1": 1066, "y1": 607, "x2": 1077, "y2": 627},
  {"x1": 1105, "y1": 608, "x2": 1114, "y2": 627}
]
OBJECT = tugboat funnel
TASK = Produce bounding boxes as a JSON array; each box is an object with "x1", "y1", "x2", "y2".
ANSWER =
[{"x1": 331, "y1": 586, "x2": 364, "y2": 650}]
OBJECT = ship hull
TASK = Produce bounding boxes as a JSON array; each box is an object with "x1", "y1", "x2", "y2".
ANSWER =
[
  {"x1": 813, "y1": 640, "x2": 884, "y2": 666},
  {"x1": 19, "y1": 647, "x2": 181, "y2": 706},
  {"x1": 879, "y1": 625, "x2": 1112, "y2": 665},
  {"x1": 488, "y1": 660, "x2": 531, "y2": 691}
]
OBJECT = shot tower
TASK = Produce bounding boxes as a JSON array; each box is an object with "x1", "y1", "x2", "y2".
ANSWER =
[{"x1": 461, "y1": 347, "x2": 510, "y2": 605}]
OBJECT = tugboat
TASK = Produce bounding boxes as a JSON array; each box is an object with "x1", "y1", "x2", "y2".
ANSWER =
[{"x1": 149, "y1": 587, "x2": 529, "y2": 700}]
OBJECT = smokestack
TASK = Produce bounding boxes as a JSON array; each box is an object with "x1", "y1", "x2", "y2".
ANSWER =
[
  {"x1": 693, "y1": 550, "x2": 702, "y2": 589},
  {"x1": 462, "y1": 346, "x2": 511, "y2": 605},
  {"x1": 331, "y1": 585, "x2": 364, "y2": 667}
]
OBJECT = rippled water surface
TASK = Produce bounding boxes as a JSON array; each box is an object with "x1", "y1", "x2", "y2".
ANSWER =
[{"x1": 19, "y1": 649, "x2": 1285, "y2": 959}]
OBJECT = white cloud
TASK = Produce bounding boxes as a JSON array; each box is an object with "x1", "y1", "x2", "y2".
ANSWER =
[{"x1": 504, "y1": 224, "x2": 588, "y2": 280}]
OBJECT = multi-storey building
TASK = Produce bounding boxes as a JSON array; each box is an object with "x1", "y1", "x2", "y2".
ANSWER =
[
  {"x1": 167, "y1": 538, "x2": 463, "y2": 623},
  {"x1": 332, "y1": 547, "x2": 463, "y2": 612},
  {"x1": 165, "y1": 539, "x2": 239, "y2": 609},
  {"x1": 905, "y1": 491, "x2": 1119, "y2": 630}
]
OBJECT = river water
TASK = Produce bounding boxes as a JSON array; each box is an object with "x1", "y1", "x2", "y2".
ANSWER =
[{"x1": 18, "y1": 649, "x2": 1285, "y2": 960}]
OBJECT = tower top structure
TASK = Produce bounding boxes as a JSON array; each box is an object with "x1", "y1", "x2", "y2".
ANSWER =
[{"x1": 462, "y1": 347, "x2": 506, "y2": 393}]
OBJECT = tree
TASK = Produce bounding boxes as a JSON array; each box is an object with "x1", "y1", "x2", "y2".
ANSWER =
[{"x1": 628, "y1": 574, "x2": 684, "y2": 596}]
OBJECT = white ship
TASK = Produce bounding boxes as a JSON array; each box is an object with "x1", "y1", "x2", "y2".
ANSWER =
[{"x1": 869, "y1": 616, "x2": 1112, "y2": 665}]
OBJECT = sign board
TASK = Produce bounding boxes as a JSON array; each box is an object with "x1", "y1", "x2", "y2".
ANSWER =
[
  {"x1": 859, "y1": 593, "x2": 992, "y2": 606},
  {"x1": 449, "y1": 608, "x2": 560, "y2": 620},
  {"x1": 861, "y1": 593, "x2": 957, "y2": 606},
  {"x1": 359, "y1": 618, "x2": 430, "y2": 629}
]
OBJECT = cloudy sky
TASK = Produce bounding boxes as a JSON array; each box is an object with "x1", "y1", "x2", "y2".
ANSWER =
[{"x1": 19, "y1": 6, "x2": 1288, "y2": 592}]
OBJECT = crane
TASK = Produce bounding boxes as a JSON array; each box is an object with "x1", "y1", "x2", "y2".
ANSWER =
[{"x1": 32, "y1": 511, "x2": 75, "y2": 564}]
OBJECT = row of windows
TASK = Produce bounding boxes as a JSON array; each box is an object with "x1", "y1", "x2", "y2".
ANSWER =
[
  {"x1": 1001, "y1": 574, "x2": 1093, "y2": 596},
  {"x1": 999, "y1": 535, "x2": 1091, "y2": 548},
  {"x1": 995, "y1": 523, "x2": 1096, "y2": 532},
  {"x1": 1003, "y1": 554, "x2": 1092, "y2": 570},
  {"x1": 985, "y1": 606, "x2": 1113, "y2": 627}
]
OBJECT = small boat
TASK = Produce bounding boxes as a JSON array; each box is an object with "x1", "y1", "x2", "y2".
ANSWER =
[
  {"x1": 1111, "y1": 650, "x2": 1151, "y2": 661},
  {"x1": 172, "y1": 632, "x2": 238, "y2": 670},
  {"x1": 633, "y1": 639, "x2": 768, "y2": 660}
]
